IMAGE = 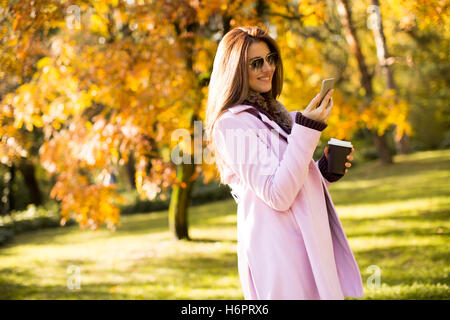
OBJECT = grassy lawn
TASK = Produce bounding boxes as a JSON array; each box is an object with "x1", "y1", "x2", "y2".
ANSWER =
[{"x1": 0, "y1": 149, "x2": 449, "y2": 299}]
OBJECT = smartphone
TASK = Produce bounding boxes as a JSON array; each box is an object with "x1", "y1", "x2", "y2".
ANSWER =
[{"x1": 318, "y1": 78, "x2": 335, "y2": 107}]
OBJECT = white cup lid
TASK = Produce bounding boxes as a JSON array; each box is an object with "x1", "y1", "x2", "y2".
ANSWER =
[{"x1": 328, "y1": 138, "x2": 353, "y2": 148}]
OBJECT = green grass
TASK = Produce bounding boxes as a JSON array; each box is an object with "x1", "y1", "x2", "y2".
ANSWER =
[{"x1": 0, "y1": 149, "x2": 449, "y2": 299}]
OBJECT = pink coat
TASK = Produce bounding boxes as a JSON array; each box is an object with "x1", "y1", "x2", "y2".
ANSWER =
[{"x1": 212, "y1": 104, "x2": 364, "y2": 300}]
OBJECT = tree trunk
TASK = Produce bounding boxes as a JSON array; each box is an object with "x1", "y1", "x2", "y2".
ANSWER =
[
  {"x1": 256, "y1": 0, "x2": 269, "y2": 19},
  {"x1": 1, "y1": 164, "x2": 16, "y2": 214},
  {"x1": 168, "y1": 109, "x2": 199, "y2": 240},
  {"x1": 372, "y1": 130, "x2": 393, "y2": 164},
  {"x1": 337, "y1": 0, "x2": 373, "y2": 98},
  {"x1": 168, "y1": 8, "x2": 233, "y2": 240},
  {"x1": 18, "y1": 159, "x2": 42, "y2": 206},
  {"x1": 168, "y1": 161, "x2": 195, "y2": 240},
  {"x1": 168, "y1": 19, "x2": 199, "y2": 240},
  {"x1": 7, "y1": 164, "x2": 15, "y2": 212},
  {"x1": 336, "y1": 0, "x2": 393, "y2": 164},
  {"x1": 397, "y1": 134, "x2": 411, "y2": 154},
  {"x1": 369, "y1": 0, "x2": 411, "y2": 154},
  {"x1": 125, "y1": 151, "x2": 136, "y2": 190}
]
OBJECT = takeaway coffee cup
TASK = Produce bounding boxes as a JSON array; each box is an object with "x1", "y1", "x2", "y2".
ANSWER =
[{"x1": 327, "y1": 138, "x2": 353, "y2": 175}]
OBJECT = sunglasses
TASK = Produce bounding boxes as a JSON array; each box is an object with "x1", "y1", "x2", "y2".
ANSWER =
[{"x1": 249, "y1": 52, "x2": 279, "y2": 71}]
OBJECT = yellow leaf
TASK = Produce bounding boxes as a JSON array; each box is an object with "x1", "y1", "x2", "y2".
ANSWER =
[
  {"x1": 7, "y1": 37, "x2": 18, "y2": 46},
  {"x1": 111, "y1": 147, "x2": 119, "y2": 161},
  {"x1": 32, "y1": 115, "x2": 44, "y2": 127},
  {"x1": 37, "y1": 57, "x2": 52, "y2": 69},
  {"x1": 52, "y1": 121, "x2": 61, "y2": 130}
]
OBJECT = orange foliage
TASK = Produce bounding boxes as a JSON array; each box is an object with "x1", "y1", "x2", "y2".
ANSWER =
[
  {"x1": 1, "y1": 0, "x2": 259, "y2": 229},
  {"x1": 1, "y1": 0, "x2": 418, "y2": 230}
]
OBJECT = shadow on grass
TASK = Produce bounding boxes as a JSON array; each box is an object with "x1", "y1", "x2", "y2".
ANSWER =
[
  {"x1": 355, "y1": 244, "x2": 449, "y2": 287},
  {"x1": 0, "y1": 281, "x2": 121, "y2": 300},
  {"x1": 345, "y1": 151, "x2": 450, "y2": 182},
  {"x1": 330, "y1": 150, "x2": 450, "y2": 206},
  {"x1": 114, "y1": 199, "x2": 237, "y2": 236},
  {"x1": 0, "y1": 250, "x2": 241, "y2": 299},
  {"x1": 188, "y1": 238, "x2": 237, "y2": 244},
  {"x1": 330, "y1": 183, "x2": 449, "y2": 206},
  {"x1": 342, "y1": 207, "x2": 450, "y2": 237},
  {"x1": 0, "y1": 199, "x2": 236, "y2": 247}
]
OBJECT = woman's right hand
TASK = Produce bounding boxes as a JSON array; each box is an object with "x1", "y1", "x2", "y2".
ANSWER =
[{"x1": 302, "y1": 89, "x2": 334, "y2": 124}]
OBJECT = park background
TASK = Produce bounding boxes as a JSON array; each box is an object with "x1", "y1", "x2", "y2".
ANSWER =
[{"x1": 0, "y1": 0, "x2": 448, "y2": 299}]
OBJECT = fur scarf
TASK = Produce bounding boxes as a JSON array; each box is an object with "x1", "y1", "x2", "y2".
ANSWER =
[{"x1": 243, "y1": 89, "x2": 293, "y2": 134}]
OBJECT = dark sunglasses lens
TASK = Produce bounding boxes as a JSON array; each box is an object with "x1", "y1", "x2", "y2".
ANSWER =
[
  {"x1": 268, "y1": 53, "x2": 278, "y2": 65},
  {"x1": 251, "y1": 58, "x2": 264, "y2": 70}
]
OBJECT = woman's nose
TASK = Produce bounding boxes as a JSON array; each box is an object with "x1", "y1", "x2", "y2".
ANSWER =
[{"x1": 261, "y1": 60, "x2": 273, "y2": 72}]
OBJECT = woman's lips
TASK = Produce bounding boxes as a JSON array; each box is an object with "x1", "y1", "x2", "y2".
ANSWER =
[{"x1": 258, "y1": 77, "x2": 270, "y2": 82}]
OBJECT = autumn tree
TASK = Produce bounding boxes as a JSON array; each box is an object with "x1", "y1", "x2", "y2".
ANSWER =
[
  {"x1": 2, "y1": 0, "x2": 446, "y2": 237},
  {"x1": 1, "y1": 0, "x2": 64, "y2": 211},
  {"x1": 335, "y1": 0, "x2": 395, "y2": 164},
  {"x1": 1, "y1": 0, "x2": 259, "y2": 237}
]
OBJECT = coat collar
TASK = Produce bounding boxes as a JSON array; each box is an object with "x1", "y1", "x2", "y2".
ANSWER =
[{"x1": 228, "y1": 104, "x2": 255, "y2": 114}]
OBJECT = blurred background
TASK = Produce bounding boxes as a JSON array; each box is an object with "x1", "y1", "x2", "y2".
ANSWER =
[{"x1": 0, "y1": 0, "x2": 448, "y2": 299}]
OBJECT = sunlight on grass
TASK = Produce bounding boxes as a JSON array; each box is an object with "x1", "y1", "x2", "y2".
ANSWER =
[
  {"x1": 0, "y1": 150, "x2": 449, "y2": 299},
  {"x1": 394, "y1": 149, "x2": 450, "y2": 162},
  {"x1": 358, "y1": 283, "x2": 449, "y2": 300},
  {"x1": 337, "y1": 196, "x2": 449, "y2": 219}
]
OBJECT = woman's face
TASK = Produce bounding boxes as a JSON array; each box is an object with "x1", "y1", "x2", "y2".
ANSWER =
[{"x1": 247, "y1": 41, "x2": 276, "y2": 93}]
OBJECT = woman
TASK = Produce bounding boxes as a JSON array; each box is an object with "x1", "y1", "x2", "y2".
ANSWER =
[{"x1": 205, "y1": 26, "x2": 363, "y2": 300}]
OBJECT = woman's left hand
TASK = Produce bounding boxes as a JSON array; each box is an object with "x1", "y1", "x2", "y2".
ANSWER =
[{"x1": 324, "y1": 147, "x2": 355, "y2": 174}]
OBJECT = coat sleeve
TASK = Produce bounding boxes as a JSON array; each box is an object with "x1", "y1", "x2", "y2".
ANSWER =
[
  {"x1": 289, "y1": 111, "x2": 340, "y2": 188},
  {"x1": 213, "y1": 113, "x2": 322, "y2": 212},
  {"x1": 316, "y1": 154, "x2": 344, "y2": 186},
  {"x1": 315, "y1": 158, "x2": 332, "y2": 188}
]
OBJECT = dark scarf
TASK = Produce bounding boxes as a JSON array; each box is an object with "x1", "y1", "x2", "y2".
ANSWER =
[{"x1": 242, "y1": 89, "x2": 293, "y2": 134}]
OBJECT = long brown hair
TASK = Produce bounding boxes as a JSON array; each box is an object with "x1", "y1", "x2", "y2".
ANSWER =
[{"x1": 205, "y1": 26, "x2": 284, "y2": 182}]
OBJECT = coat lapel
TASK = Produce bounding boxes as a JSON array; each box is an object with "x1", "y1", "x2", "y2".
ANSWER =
[
  {"x1": 258, "y1": 112, "x2": 290, "y2": 141},
  {"x1": 229, "y1": 104, "x2": 290, "y2": 142}
]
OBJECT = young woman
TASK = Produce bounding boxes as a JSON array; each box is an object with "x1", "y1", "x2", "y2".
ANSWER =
[{"x1": 205, "y1": 26, "x2": 363, "y2": 300}]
